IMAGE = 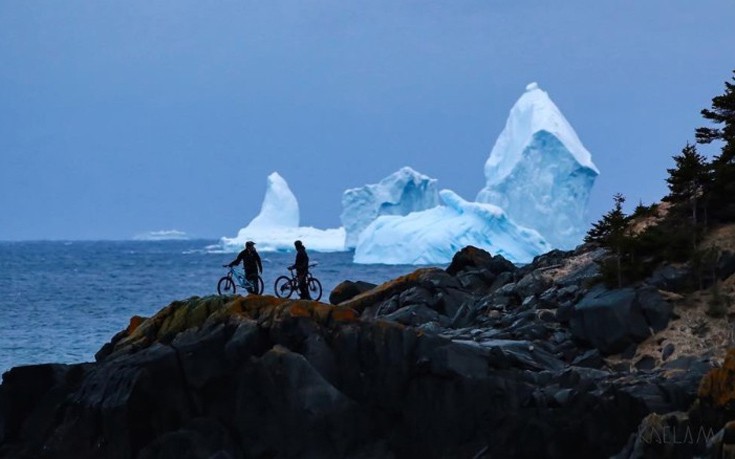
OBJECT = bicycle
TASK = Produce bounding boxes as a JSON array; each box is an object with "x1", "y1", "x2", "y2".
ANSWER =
[
  {"x1": 274, "y1": 263, "x2": 322, "y2": 301},
  {"x1": 217, "y1": 266, "x2": 264, "y2": 296}
]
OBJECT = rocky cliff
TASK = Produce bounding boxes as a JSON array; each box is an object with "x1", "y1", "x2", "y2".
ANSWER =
[{"x1": 1, "y1": 244, "x2": 734, "y2": 459}]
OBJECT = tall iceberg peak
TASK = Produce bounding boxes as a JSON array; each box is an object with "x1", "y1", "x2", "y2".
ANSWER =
[
  {"x1": 477, "y1": 83, "x2": 599, "y2": 249},
  {"x1": 341, "y1": 166, "x2": 440, "y2": 249},
  {"x1": 247, "y1": 172, "x2": 299, "y2": 229},
  {"x1": 483, "y1": 82, "x2": 599, "y2": 186},
  {"x1": 220, "y1": 172, "x2": 345, "y2": 252}
]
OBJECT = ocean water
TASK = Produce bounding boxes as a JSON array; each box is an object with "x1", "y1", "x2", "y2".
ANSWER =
[{"x1": 0, "y1": 240, "x2": 428, "y2": 375}]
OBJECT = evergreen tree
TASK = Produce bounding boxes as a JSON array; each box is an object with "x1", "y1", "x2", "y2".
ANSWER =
[
  {"x1": 633, "y1": 199, "x2": 647, "y2": 218},
  {"x1": 696, "y1": 69, "x2": 735, "y2": 148},
  {"x1": 696, "y1": 69, "x2": 735, "y2": 222},
  {"x1": 664, "y1": 143, "x2": 711, "y2": 236},
  {"x1": 586, "y1": 193, "x2": 629, "y2": 287}
]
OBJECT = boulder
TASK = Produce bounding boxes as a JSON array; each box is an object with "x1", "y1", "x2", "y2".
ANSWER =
[
  {"x1": 446, "y1": 246, "x2": 517, "y2": 277},
  {"x1": 515, "y1": 271, "x2": 552, "y2": 299},
  {"x1": 329, "y1": 280, "x2": 377, "y2": 305},
  {"x1": 647, "y1": 264, "x2": 691, "y2": 292},
  {"x1": 384, "y1": 304, "x2": 448, "y2": 327},
  {"x1": 526, "y1": 249, "x2": 571, "y2": 271},
  {"x1": 555, "y1": 248, "x2": 606, "y2": 287},
  {"x1": 455, "y1": 268, "x2": 497, "y2": 291},
  {"x1": 446, "y1": 245, "x2": 494, "y2": 275},
  {"x1": 572, "y1": 349, "x2": 604, "y2": 369},
  {"x1": 636, "y1": 286, "x2": 674, "y2": 332},
  {"x1": 570, "y1": 285, "x2": 672, "y2": 355}
]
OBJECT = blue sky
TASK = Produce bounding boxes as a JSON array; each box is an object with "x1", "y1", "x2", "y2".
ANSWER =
[{"x1": 1, "y1": 1, "x2": 734, "y2": 240}]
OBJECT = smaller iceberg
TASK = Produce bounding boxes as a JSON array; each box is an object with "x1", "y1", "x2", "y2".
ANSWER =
[
  {"x1": 134, "y1": 230, "x2": 189, "y2": 241},
  {"x1": 221, "y1": 172, "x2": 345, "y2": 252},
  {"x1": 341, "y1": 167, "x2": 440, "y2": 249},
  {"x1": 354, "y1": 190, "x2": 550, "y2": 265}
]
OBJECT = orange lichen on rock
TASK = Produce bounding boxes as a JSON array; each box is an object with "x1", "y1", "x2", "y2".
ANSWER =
[
  {"x1": 114, "y1": 296, "x2": 227, "y2": 351},
  {"x1": 108, "y1": 294, "x2": 360, "y2": 356},
  {"x1": 288, "y1": 301, "x2": 359, "y2": 325},
  {"x1": 223, "y1": 296, "x2": 359, "y2": 326},
  {"x1": 341, "y1": 268, "x2": 443, "y2": 313},
  {"x1": 288, "y1": 301, "x2": 312, "y2": 318},
  {"x1": 699, "y1": 348, "x2": 735, "y2": 407},
  {"x1": 331, "y1": 307, "x2": 359, "y2": 323},
  {"x1": 126, "y1": 315, "x2": 146, "y2": 335},
  {"x1": 220, "y1": 294, "x2": 285, "y2": 317}
]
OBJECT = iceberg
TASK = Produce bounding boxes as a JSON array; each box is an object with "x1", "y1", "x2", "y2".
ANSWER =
[
  {"x1": 133, "y1": 230, "x2": 189, "y2": 241},
  {"x1": 221, "y1": 172, "x2": 345, "y2": 252},
  {"x1": 341, "y1": 167, "x2": 440, "y2": 249},
  {"x1": 354, "y1": 189, "x2": 550, "y2": 265},
  {"x1": 476, "y1": 82, "x2": 599, "y2": 250}
]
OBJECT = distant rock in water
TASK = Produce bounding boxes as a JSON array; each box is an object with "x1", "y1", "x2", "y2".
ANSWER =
[
  {"x1": 133, "y1": 229, "x2": 189, "y2": 241},
  {"x1": 341, "y1": 167, "x2": 440, "y2": 249},
  {"x1": 221, "y1": 172, "x2": 345, "y2": 252},
  {"x1": 476, "y1": 82, "x2": 599, "y2": 250}
]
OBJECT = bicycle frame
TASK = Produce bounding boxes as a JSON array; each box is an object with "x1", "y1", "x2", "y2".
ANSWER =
[
  {"x1": 286, "y1": 268, "x2": 314, "y2": 285},
  {"x1": 227, "y1": 266, "x2": 257, "y2": 290},
  {"x1": 274, "y1": 262, "x2": 322, "y2": 301}
]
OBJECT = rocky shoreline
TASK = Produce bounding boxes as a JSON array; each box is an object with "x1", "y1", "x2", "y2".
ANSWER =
[{"x1": 1, "y1": 244, "x2": 735, "y2": 458}]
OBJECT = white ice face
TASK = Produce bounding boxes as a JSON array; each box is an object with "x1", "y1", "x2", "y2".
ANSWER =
[
  {"x1": 220, "y1": 172, "x2": 345, "y2": 252},
  {"x1": 476, "y1": 83, "x2": 599, "y2": 249},
  {"x1": 340, "y1": 166, "x2": 440, "y2": 249},
  {"x1": 222, "y1": 226, "x2": 346, "y2": 253},
  {"x1": 353, "y1": 189, "x2": 550, "y2": 265},
  {"x1": 246, "y1": 172, "x2": 300, "y2": 230}
]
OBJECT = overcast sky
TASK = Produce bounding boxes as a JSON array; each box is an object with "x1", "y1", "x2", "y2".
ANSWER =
[{"x1": 1, "y1": 1, "x2": 734, "y2": 240}]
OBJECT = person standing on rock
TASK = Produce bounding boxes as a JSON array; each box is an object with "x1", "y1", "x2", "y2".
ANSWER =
[
  {"x1": 225, "y1": 241, "x2": 262, "y2": 294},
  {"x1": 289, "y1": 240, "x2": 311, "y2": 300}
]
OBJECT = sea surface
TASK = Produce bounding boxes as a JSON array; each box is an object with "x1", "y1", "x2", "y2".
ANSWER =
[{"x1": 0, "y1": 240, "x2": 429, "y2": 375}]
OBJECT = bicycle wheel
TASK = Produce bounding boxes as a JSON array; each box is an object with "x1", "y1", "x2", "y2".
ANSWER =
[
  {"x1": 217, "y1": 276, "x2": 236, "y2": 296},
  {"x1": 308, "y1": 277, "x2": 323, "y2": 302},
  {"x1": 274, "y1": 276, "x2": 294, "y2": 299},
  {"x1": 256, "y1": 275, "x2": 264, "y2": 295}
]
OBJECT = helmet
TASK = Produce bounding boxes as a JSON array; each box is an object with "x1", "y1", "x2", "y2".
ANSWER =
[
  {"x1": 245, "y1": 241, "x2": 255, "y2": 247},
  {"x1": 294, "y1": 240, "x2": 303, "y2": 248}
]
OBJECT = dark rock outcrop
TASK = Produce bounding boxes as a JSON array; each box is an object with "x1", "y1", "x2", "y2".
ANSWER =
[
  {"x1": 328, "y1": 280, "x2": 377, "y2": 305},
  {"x1": 446, "y1": 246, "x2": 517, "y2": 277},
  {"x1": 446, "y1": 246, "x2": 517, "y2": 293},
  {"x1": 647, "y1": 264, "x2": 691, "y2": 292},
  {"x1": 569, "y1": 285, "x2": 673, "y2": 355}
]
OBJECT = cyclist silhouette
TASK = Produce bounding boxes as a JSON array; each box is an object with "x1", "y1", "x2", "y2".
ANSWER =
[
  {"x1": 226, "y1": 241, "x2": 262, "y2": 294},
  {"x1": 288, "y1": 240, "x2": 310, "y2": 299}
]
